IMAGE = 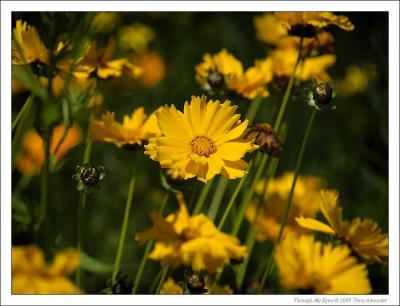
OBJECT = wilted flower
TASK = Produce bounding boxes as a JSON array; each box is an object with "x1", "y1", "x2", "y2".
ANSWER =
[
  {"x1": 296, "y1": 190, "x2": 388, "y2": 264},
  {"x1": 12, "y1": 245, "x2": 81, "y2": 294},
  {"x1": 90, "y1": 107, "x2": 161, "y2": 148},
  {"x1": 245, "y1": 123, "x2": 283, "y2": 157},
  {"x1": 136, "y1": 194, "x2": 247, "y2": 273},
  {"x1": 16, "y1": 123, "x2": 82, "y2": 176},
  {"x1": 145, "y1": 96, "x2": 257, "y2": 183},
  {"x1": 245, "y1": 172, "x2": 327, "y2": 241},
  {"x1": 275, "y1": 234, "x2": 371, "y2": 294},
  {"x1": 72, "y1": 162, "x2": 105, "y2": 193}
]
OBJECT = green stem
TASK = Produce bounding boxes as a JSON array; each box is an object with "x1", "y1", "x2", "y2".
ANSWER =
[
  {"x1": 245, "y1": 96, "x2": 262, "y2": 124},
  {"x1": 12, "y1": 95, "x2": 34, "y2": 132},
  {"x1": 155, "y1": 267, "x2": 169, "y2": 294},
  {"x1": 112, "y1": 160, "x2": 136, "y2": 282},
  {"x1": 192, "y1": 180, "x2": 212, "y2": 215},
  {"x1": 259, "y1": 108, "x2": 317, "y2": 292},
  {"x1": 207, "y1": 177, "x2": 228, "y2": 221},
  {"x1": 132, "y1": 193, "x2": 169, "y2": 294}
]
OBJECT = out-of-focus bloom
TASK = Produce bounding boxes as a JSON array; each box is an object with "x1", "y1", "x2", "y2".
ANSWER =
[
  {"x1": 232, "y1": 58, "x2": 273, "y2": 99},
  {"x1": 90, "y1": 107, "x2": 161, "y2": 148},
  {"x1": 275, "y1": 235, "x2": 371, "y2": 294},
  {"x1": 336, "y1": 65, "x2": 376, "y2": 97},
  {"x1": 136, "y1": 193, "x2": 247, "y2": 273},
  {"x1": 145, "y1": 96, "x2": 257, "y2": 183},
  {"x1": 38, "y1": 74, "x2": 96, "y2": 98},
  {"x1": 245, "y1": 123, "x2": 283, "y2": 157},
  {"x1": 91, "y1": 12, "x2": 120, "y2": 32},
  {"x1": 245, "y1": 172, "x2": 326, "y2": 242},
  {"x1": 16, "y1": 123, "x2": 82, "y2": 175},
  {"x1": 12, "y1": 19, "x2": 48, "y2": 65},
  {"x1": 159, "y1": 277, "x2": 233, "y2": 294},
  {"x1": 12, "y1": 77, "x2": 28, "y2": 94},
  {"x1": 118, "y1": 23, "x2": 155, "y2": 53},
  {"x1": 80, "y1": 39, "x2": 142, "y2": 79},
  {"x1": 195, "y1": 49, "x2": 244, "y2": 93},
  {"x1": 296, "y1": 190, "x2": 388, "y2": 264},
  {"x1": 131, "y1": 51, "x2": 166, "y2": 87},
  {"x1": 12, "y1": 245, "x2": 81, "y2": 294},
  {"x1": 269, "y1": 47, "x2": 336, "y2": 82},
  {"x1": 274, "y1": 12, "x2": 355, "y2": 37}
]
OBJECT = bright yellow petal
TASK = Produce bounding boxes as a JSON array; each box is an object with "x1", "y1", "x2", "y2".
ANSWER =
[{"x1": 295, "y1": 216, "x2": 335, "y2": 235}]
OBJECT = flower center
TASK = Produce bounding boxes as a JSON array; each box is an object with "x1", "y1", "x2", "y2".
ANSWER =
[{"x1": 190, "y1": 135, "x2": 217, "y2": 157}]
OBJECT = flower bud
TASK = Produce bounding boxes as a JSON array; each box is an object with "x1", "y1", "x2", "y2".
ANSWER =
[
  {"x1": 245, "y1": 124, "x2": 284, "y2": 157},
  {"x1": 81, "y1": 166, "x2": 100, "y2": 186},
  {"x1": 187, "y1": 271, "x2": 207, "y2": 294},
  {"x1": 306, "y1": 81, "x2": 336, "y2": 110}
]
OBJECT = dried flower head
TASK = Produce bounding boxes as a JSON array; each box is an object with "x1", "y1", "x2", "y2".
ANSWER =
[{"x1": 245, "y1": 124, "x2": 283, "y2": 157}]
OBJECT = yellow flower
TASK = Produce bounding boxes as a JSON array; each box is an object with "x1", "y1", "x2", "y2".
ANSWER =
[
  {"x1": 131, "y1": 51, "x2": 166, "y2": 87},
  {"x1": 270, "y1": 47, "x2": 336, "y2": 82},
  {"x1": 336, "y1": 65, "x2": 376, "y2": 97},
  {"x1": 274, "y1": 12, "x2": 355, "y2": 36},
  {"x1": 118, "y1": 23, "x2": 155, "y2": 53},
  {"x1": 16, "y1": 123, "x2": 82, "y2": 175},
  {"x1": 91, "y1": 12, "x2": 120, "y2": 32},
  {"x1": 12, "y1": 245, "x2": 81, "y2": 294},
  {"x1": 232, "y1": 58, "x2": 273, "y2": 99},
  {"x1": 90, "y1": 107, "x2": 161, "y2": 148},
  {"x1": 195, "y1": 49, "x2": 244, "y2": 92},
  {"x1": 159, "y1": 277, "x2": 233, "y2": 294},
  {"x1": 136, "y1": 193, "x2": 247, "y2": 273},
  {"x1": 245, "y1": 172, "x2": 326, "y2": 242},
  {"x1": 296, "y1": 190, "x2": 388, "y2": 264},
  {"x1": 145, "y1": 96, "x2": 257, "y2": 183},
  {"x1": 81, "y1": 39, "x2": 142, "y2": 79},
  {"x1": 275, "y1": 234, "x2": 371, "y2": 294},
  {"x1": 12, "y1": 19, "x2": 48, "y2": 65}
]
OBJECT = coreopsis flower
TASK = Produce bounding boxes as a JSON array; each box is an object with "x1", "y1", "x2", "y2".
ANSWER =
[
  {"x1": 195, "y1": 49, "x2": 244, "y2": 93},
  {"x1": 144, "y1": 96, "x2": 257, "y2": 183},
  {"x1": 136, "y1": 193, "x2": 247, "y2": 273},
  {"x1": 16, "y1": 123, "x2": 82, "y2": 175},
  {"x1": 131, "y1": 51, "x2": 166, "y2": 87},
  {"x1": 245, "y1": 172, "x2": 326, "y2": 242},
  {"x1": 336, "y1": 65, "x2": 376, "y2": 97},
  {"x1": 91, "y1": 12, "x2": 120, "y2": 32},
  {"x1": 90, "y1": 107, "x2": 161, "y2": 148},
  {"x1": 118, "y1": 23, "x2": 155, "y2": 53},
  {"x1": 275, "y1": 235, "x2": 371, "y2": 294},
  {"x1": 296, "y1": 190, "x2": 388, "y2": 264},
  {"x1": 80, "y1": 39, "x2": 142, "y2": 79},
  {"x1": 245, "y1": 123, "x2": 283, "y2": 157},
  {"x1": 232, "y1": 58, "x2": 273, "y2": 99},
  {"x1": 12, "y1": 245, "x2": 81, "y2": 294},
  {"x1": 274, "y1": 12, "x2": 355, "y2": 37}
]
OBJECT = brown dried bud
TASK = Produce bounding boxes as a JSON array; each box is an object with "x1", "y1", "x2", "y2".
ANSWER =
[
  {"x1": 187, "y1": 272, "x2": 207, "y2": 294},
  {"x1": 313, "y1": 82, "x2": 334, "y2": 106},
  {"x1": 246, "y1": 124, "x2": 284, "y2": 157}
]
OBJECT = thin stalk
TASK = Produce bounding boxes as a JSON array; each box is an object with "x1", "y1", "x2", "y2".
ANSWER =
[
  {"x1": 111, "y1": 160, "x2": 136, "y2": 282},
  {"x1": 192, "y1": 181, "x2": 212, "y2": 215},
  {"x1": 132, "y1": 193, "x2": 169, "y2": 294},
  {"x1": 155, "y1": 267, "x2": 169, "y2": 294},
  {"x1": 207, "y1": 177, "x2": 228, "y2": 221},
  {"x1": 245, "y1": 96, "x2": 262, "y2": 124},
  {"x1": 12, "y1": 95, "x2": 34, "y2": 132},
  {"x1": 259, "y1": 109, "x2": 317, "y2": 292}
]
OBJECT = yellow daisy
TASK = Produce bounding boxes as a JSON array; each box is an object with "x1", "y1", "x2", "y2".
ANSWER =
[
  {"x1": 275, "y1": 234, "x2": 371, "y2": 294},
  {"x1": 12, "y1": 245, "x2": 81, "y2": 294},
  {"x1": 195, "y1": 49, "x2": 244, "y2": 92},
  {"x1": 296, "y1": 190, "x2": 388, "y2": 264},
  {"x1": 144, "y1": 96, "x2": 257, "y2": 183},
  {"x1": 136, "y1": 193, "x2": 247, "y2": 273},
  {"x1": 246, "y1": 172, "x2": 326, "y2": 241},
  {"x1": 90, "y1": 107, "x2": 161, "y2": 148}
]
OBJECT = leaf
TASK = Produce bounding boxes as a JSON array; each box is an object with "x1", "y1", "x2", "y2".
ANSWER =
[
  {"x1": 79, "y1": 251, "x2": 114, "y2": 274},
  {"x1": 12, "y1": 65, "x2": 48, "y2": 101}
]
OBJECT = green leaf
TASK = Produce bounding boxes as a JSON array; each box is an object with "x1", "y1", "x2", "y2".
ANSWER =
[
  {"x1": 12, "y1": 65, "x2": 48, "y2": 101},
  {"x1": 80, "y1": 251, "x2": 114, "y2": 274}
]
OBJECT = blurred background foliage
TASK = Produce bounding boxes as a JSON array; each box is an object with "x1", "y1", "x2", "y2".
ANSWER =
[{"x1": 11, "y1": 12, "x2": 388, "y2": 293}]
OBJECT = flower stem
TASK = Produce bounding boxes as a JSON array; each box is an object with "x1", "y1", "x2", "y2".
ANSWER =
[
  {"x1": 259, "y1": 108, "x2": 317, "y2": 292},
  {"x1": 12, "y1": 95, "x2": 34, "y2": 132},
  {"x1": 207, "y1": 177, "x2": 228, "y2": 221},
  {"x1": 112, "y1": 160, "x2": 136, "y2": 282},
  {"x1": 132, "y1": 193, "x2": 169, "y2": 294},
  {"x1": 155, "y1": 266, "x2": 169, "y2": 294},
  {"x1": 192, "y1": 180, "x2": 212, "y2": 215},
  {"x1": 245, "y1": 96, "x2": 262, "y2": 124}
]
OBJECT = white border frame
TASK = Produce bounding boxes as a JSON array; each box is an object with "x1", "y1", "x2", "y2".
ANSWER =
[{"x1": 1, "y1": 1, "x2": 399, "y2": 305}]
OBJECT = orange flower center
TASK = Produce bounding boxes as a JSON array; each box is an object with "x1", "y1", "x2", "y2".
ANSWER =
[{"x1": 190, "y1": 135, "x2": 217, "y2": 157}]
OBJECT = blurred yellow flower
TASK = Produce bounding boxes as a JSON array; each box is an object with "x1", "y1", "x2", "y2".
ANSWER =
[
  {"x1": 12, "y1": 245, "x2": 81, "y2": 294},
  {"x1": 232, "y1": 58, "x2": 273, "y2": 99},
  {"x1": 296, "y1": 190, "x2": 388, "y2": 264},
  {"x1": 118, "y1": 23, "x2": 155, "y2": 53},
  {"x1": 159, "y1": 277, "x2": 233, "y2": 294},
  {"x1": 12, "y1": 19, "x2": 48, "y2": 65},
  {"x1": 195, "y1": 49, "x2": 244, "y2": 92},
  {"x1": 145, "y1": 96, "x2": 257, "y2": 183},
  {"x1": 276, "y1": 234, "x2": 371, "y2": 294},
  {"x1": 90, "y1": 107, "x2": 161, "y2": 148},
  {"x1": 81, "y1": 39, "x2": 142, "y2": 79},
  {"x1": 274, "y1": 12, "x2": 355, "y2": 36},
  {"x1": 336, "y1": 65, "x2": 377, "y2": 97},
  {"x1": 16, "y1": 123, "x2": 82, "y2": 175},
  {"x1": 132, "y1": 51, "x2": 166, "y2": 87},
  {"x1": 136, "y1": 193, "x2": 247, "y2": 273},
  {"x1": 91, "y1": 12, "x2": 120, "y2": 32},
  {"x1": 270, "y1": 47, "x2": 336, "y2": 82},
  {"x1": 246, "y1": 172, "x2": 326, "y2": 241}
]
